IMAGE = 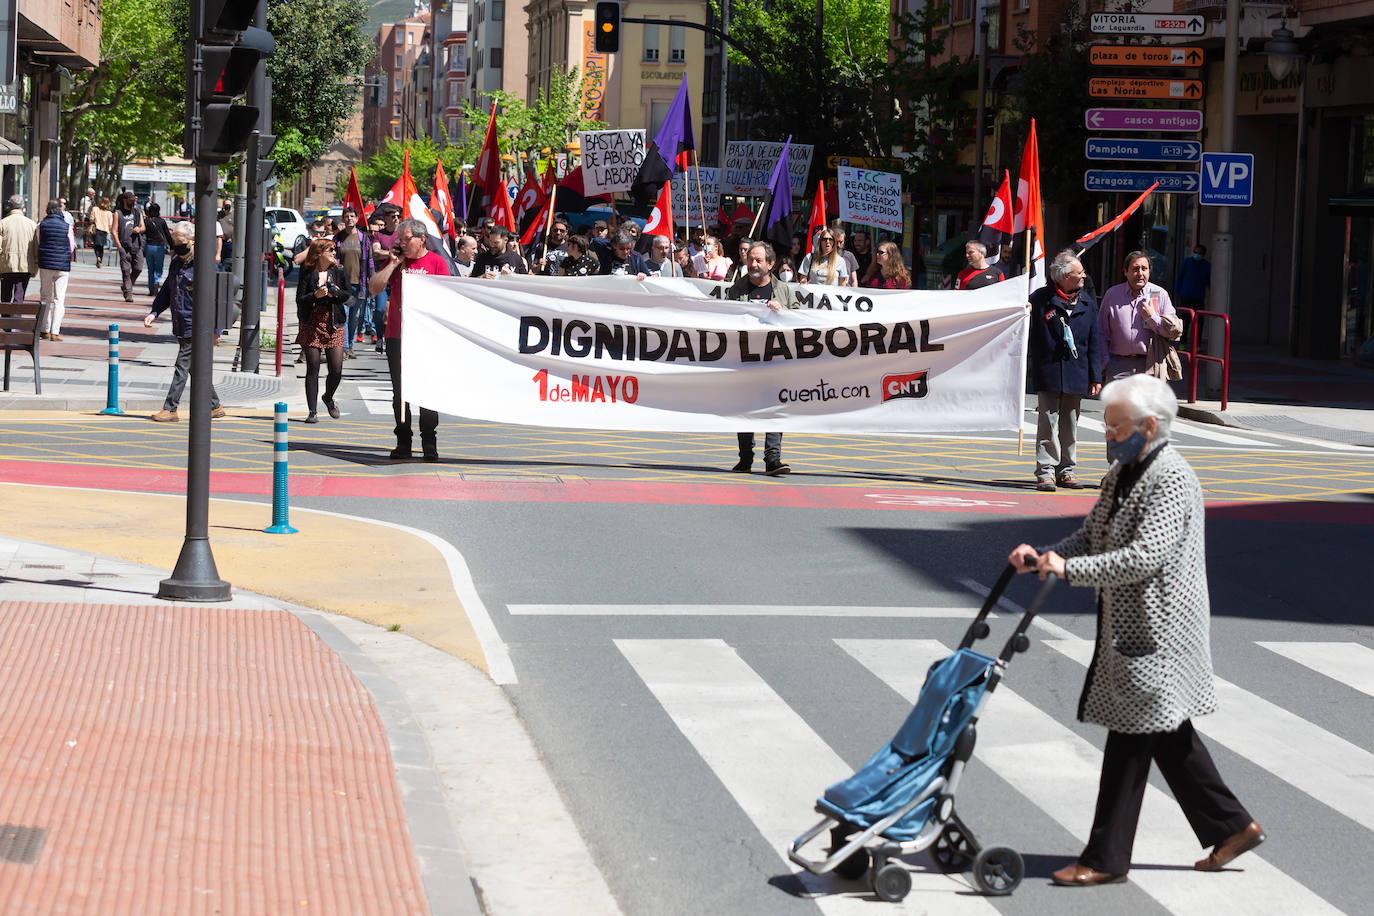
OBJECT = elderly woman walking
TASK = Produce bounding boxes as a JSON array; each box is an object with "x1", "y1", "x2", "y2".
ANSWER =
[
  {"x1": 1028, "y1": 251, "x2": 1102, "y2": 491},
  {"x1": 1008, "y1": 374, "x2": 1265, "y2": 887}
]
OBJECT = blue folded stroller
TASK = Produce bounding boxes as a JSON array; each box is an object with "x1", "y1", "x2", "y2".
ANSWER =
[{"x1": 788, "y1": 565, "x2": 1057, "y2": 901}]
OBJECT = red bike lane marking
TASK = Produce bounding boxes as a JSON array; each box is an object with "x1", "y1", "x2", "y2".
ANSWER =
[{"x1": 4, "y1": 460, "x2": 1371, "y2": 523}]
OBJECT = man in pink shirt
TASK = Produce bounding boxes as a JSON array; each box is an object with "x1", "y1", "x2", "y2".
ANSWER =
[
  {"x1": 367, "y1": 218, "x2": 451, "y2": 461},
  {"x1": 1096, "y1": 250, "x2": 1177, "y2": 382}
]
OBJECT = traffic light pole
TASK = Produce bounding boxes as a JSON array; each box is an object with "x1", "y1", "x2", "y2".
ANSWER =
[
  {"x1": 158, "y1": 161, "x2": 232, "y2": 601},
  {"x1": 237, "y1": 2, "x2": 269, "y2": 374}
]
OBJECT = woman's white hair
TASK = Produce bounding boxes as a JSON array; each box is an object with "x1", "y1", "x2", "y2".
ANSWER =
[{"x1": 1101, "y1": 373, "x2": 1177, "y2": 439}]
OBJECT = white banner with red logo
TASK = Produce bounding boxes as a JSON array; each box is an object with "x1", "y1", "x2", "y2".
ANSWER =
[{"x1": 401, "y1": 274, "x2": 1029, "y2": 433}]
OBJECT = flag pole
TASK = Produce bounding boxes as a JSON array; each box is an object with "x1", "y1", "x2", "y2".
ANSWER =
[{"x1": 692, "y1": 158, "x2": 707, "y2": 244}]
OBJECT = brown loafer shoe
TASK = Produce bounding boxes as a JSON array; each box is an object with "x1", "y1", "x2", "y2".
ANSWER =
[
  {"x1": 150, "y1": 409, "x2": 178, "y2": 422},
  {"x1": 1057, "y1": 474, "x2": 1083, "y2": 489},
  {"x1": 1195, "y1": 821, "x2": 1265, "y2": 871},
  {"x1": 1036, "y1": 477, "x2": 1056, "y2": 492},
  {"x1": 1051, "y1": 862, "x2": 1127, "y2": 887},
  {"x1": 210, "y1": 407, "x2": 226, "y2": 419}
]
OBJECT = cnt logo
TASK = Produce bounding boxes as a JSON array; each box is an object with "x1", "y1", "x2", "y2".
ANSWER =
[{"x1": 882, "y1": 370, "x2": 929, "y2": 402}]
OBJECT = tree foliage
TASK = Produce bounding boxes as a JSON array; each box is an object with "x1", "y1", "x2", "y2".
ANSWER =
[
  {"x1": 266, "y1": 0, "x2": 375, "y2": 177},
  {"x1": 884, "y1": 4, "x2": 978, "y2": 185},
  {"x1": 713, "y1": 0, "x2": 891, "y2": 160},
  {"x1": 351, "y1": 68, "x2": 605, "y2": 202},
  {"x1": 60, "y1": 0, "x2": 185, "y2": 202},
  {"x1": 1004, "y1": 5, "x2": 1096, "y2": 225}
]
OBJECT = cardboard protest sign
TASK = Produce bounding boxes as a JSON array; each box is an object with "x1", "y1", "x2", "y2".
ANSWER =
[
  {"x1": 837, "y1": 166, "x2": 903, "y2": 233},
  {"x1": 671, "y1": 167, "x2": 720, "y2": 225},
  {"x1": 579, "y1": 129, "x2": 647, "y2": 195},
  {"x1": 722, "y1": 142, "x2": 814, "y2": 197}
]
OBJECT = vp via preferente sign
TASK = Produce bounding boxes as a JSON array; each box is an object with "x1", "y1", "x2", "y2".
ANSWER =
[
  {"x1": 1090, "y1": 12, "x2": 1205, "y2": 36},
  {"x1": 1200, "y1": 152, "x2": 1254, "y2": 207}
]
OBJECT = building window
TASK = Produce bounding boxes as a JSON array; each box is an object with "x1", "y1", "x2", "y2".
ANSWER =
[
  {"x1": 670, "y1": 24, "x2": 685, "y2": 63},
  {"x1": 490, "y1": 47, "x2": 503, "y2": 69},
  {"x1": 393, "y1": 126, "x2": 400, "y2": 139},
  {"x1": 395, "y1": 53, "x2": 402, "y2": 67},
  {"x1": 453, "y1": 44, "x2": 466, "y2": 72},
  {"x1": 643, "y1": 24, "x2": 660, "y2": 62},
  {"x1": 492, "y1": 1, "x2": 504, "y2": 20},
  {"x1": 954, "y1": 0, "x2": 973, "y2": 21},
  {"x1": 650, "y1": 99, "x2": 671, "y2": 137}
]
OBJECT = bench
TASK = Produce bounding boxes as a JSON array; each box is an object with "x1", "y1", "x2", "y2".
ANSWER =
[{"x1": 1, "y1": 301, "x2": 47, "y2": 393}]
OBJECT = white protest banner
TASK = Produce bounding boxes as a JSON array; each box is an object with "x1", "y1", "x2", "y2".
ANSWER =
[
  {"x1": 579, "y1": 129, "x2": 646, "y2": 194},
  {"x1": 838, "y1": 166, "x2": 903, "y2": 233},
  {"x1": 722, "y1": 141, "x2": 815, "y2": 197},
  {"x1": 671, "y1": 167, "x2": 720, "y2": 226},
  {"x1": 402, "y1": 273, "x2": 1027, "y2": 433}
]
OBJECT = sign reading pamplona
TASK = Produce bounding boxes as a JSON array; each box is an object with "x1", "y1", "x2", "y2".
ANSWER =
[{"x1": 579, "y1": 129, "x2": 646, "y2": 195}]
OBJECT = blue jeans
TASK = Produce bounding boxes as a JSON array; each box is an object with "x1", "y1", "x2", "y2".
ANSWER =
[
  {"x1": 345, "y1": 284, "x2": 368, "y2": 348},
  {"x1": 145, "y1": 244, "x2": 166, "y2": 295},
  {"x1": 372, "y1": 287, "x2": 388, "y2": 346}
]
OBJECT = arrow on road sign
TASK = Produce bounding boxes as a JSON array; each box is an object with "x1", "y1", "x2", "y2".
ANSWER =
[
  {"x1": 1085, "y1": 169, "x2": 1200, "y2": 193},
  {"x1": 1085, "y1": 138, "x2": 1202, "y2": 163},
  {"x1": 1085, "y1": 108, "x2": 1203, "y2": 132}
]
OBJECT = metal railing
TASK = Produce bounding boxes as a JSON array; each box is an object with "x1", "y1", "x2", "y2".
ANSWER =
[{"x1": 1177, "y1": 307, "x2": 1231, "y2": 410}]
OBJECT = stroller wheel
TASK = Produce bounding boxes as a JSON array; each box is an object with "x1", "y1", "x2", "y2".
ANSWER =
[
  {"x1": 870, "y1": 862, "x2": 912, "y2": 902},
  {"x1": 973, "y1": 846, "x2": 1024, "y2": 896},
  {"x1": 930, "y1": 823, "x2": 975, "y2": 873},
  {"x1": 834, "y1": 847, "x2": 870, "y2": 881}
]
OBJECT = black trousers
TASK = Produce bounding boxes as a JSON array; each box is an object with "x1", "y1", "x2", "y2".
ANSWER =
[
  {"x1": 385, "y1": 337, "x2": 437, "y2": 445},
  {"x1": 1080, "y1": 720, "x2": 1252, "y2": 874},
  {"x1": 737, "y1": 431, "x2": 782, "y2": 463}
]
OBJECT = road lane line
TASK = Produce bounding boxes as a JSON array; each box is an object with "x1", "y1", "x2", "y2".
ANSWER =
[
  {"x1": 615, "y1": 638, "x2": 999, "y2": 914},
  {"x1": 840, "y1": 638, "x2": 1345, "y2": 916},
  {"x1": 1045, "y1": 638, "x2": 1374, "y2": 831},
  {"x1": 509, "y1": 604, "x2": 987, "y2": 618},
  {"x1": 1255, "y1": 642, "x2": 1374, "y2": 698}
]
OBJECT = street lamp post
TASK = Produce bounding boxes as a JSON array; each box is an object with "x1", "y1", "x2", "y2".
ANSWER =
[
  {"x1": 1207, "y1": 0, "x2": 1242, "y2": 395},
  {"x1": 1266, "y1": 24, "x2": 1306, "y2": 355}
]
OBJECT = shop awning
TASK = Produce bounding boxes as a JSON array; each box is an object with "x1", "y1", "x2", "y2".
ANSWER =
[{"x1": 0, "y1": 137, "x2": 24, "y2": 166}]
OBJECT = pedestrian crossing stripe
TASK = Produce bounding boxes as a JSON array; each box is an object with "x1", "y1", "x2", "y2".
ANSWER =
[
  {"x1": 841, "y1": 639, "x2": 1343, "y2": 915},
  {"x1": 1256, "y1": 642, "x2": 1374, "y2": 699},
  {"x1": 617, "y1": 635, "x2": 1363, "y2": 914}
]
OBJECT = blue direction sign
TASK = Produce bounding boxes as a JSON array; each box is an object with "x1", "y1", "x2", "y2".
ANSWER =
[
  {"x1": 1084, "y1": 170, "x2": 1200, "y2": 194},
  {"x1": 1086, "y1": 138, "x2": 1202, "y2": 163}
]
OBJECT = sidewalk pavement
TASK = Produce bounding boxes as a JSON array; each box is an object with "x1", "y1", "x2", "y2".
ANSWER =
[
  {"x1": 0, "y1": 485, "x2": 621, "y2": 916},
  {"x1": 0, "y1": 251, "x2": 302, "y2": 414}
]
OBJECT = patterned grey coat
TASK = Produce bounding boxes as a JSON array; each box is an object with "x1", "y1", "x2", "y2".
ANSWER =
[{"x1": 1045, "y1": 443, "x2": 1218, "y2": 734}]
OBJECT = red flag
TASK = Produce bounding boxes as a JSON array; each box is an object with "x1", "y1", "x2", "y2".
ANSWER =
[
  {"x1": 381, "y1": 150, "x2": 443, "y2": 238},
  {"x1": 643, "y1": 182, "x2": 674, "y2": 240},
  {"x1": 487, "y1": 174, "x2": 517, "y2": 232},
  {"x1": 431, "y1": 160, "x2": 457, "y2": 241},
  {"x1": 473, "y1": 103, "x2": 503, "y2": 211},
  {"x1": 514, "y1": 169, "x2": 544, "y2": 226},
  {"x1": 1075, "y1": 182, "x2": 1158, "y2": 253},
  {"x1": 806, "y1": 180, "x2": 827, "y2": 249},
  {"x1": 519, "y1": 162, "x2": 561, "y2": 246},
  {"x1": 715, "y1": 205, "x2": 731, "y2": 226},
  {"x1": 730, "y1": 202, "x2": 754, "y2": 225},
  {"x1": 979, "y1": 170, "x2": 1015, "y2": 263},
  {"x1": 1012, "y1": 119, "x2": 1045, "y2": 290},
  {"x1": 343, "y1": 166, "x2": 367, "y2": 221}
]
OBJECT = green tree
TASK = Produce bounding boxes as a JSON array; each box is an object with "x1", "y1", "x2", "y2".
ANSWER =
[
  {"x1": 267, "y1": 0, "x2": 376, "y2": 177},
  {"x1": 714, "y1": 0, "x2": 890, "y2": 159},
  {"x1": 61, "y1": 0, "x2": 185, "y2": 202},
  {"x1": 1004, "y1": 4, "x2": 1096, "y2": 226}
]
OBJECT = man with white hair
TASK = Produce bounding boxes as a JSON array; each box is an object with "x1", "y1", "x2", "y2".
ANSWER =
[
  {"x1": 0, "y1": 194, "x2": 37, "y2": 303},
  {"x1": 143, "y1": 221, "x2": 224, "y2": 422},
  {"x1": 1011, "y1": 373, "x2": 1264, "y2": 888}
]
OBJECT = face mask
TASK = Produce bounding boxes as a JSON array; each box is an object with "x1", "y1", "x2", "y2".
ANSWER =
[
  {"x1": 1193, "y1": 253, "x2": 1203, "y2": 260},
  {"x1": 172, "y1": 243, "x2": 190, "y2": 256},
  {"x1": 778, "y1": 269, "x2": 793, "y2": 282},
  {"x1": 1106, "y1": 429, "x2": 1148, "y2": 466}
]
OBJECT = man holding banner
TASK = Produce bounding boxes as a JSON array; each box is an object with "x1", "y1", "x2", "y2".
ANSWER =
[{"x1": 727, "y1": 241, "x2": 798, "y2": 476}]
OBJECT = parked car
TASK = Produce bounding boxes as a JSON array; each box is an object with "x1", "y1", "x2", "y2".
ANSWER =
[{"x1": 266, "y1": 206, "x2": 308, "y2": 250}]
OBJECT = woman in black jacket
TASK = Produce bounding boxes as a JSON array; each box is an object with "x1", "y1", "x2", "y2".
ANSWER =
[{"x1": 295, "y1": 237, "x2": 350, "y2": 423}]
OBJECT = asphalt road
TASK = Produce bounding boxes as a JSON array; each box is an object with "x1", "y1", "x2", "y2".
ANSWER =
[{"x1": 3, "y1": 403, "x2": 1370, "y2": 915}]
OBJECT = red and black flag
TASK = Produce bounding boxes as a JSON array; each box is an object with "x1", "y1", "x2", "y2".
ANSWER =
[
  {"x1": 978, "y1": 170, "x2": 1015, "y2": 265},
  {"x1": 1074, "y1": 182, "x2": 1158, "y2": 255}
]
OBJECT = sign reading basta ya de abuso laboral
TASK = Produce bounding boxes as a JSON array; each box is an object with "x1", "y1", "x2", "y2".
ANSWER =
[
  {"x1": 579, "y1": 129, "x2": 646, "y2": 196},
  {"x1": 837, "y1": 166, "x2": 903, "y2": 233}
]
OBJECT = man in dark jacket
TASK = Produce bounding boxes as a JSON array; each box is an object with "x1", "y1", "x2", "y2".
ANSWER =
[
  {"x1": 115, "y1": 191, "x2": 145, "y2": 302},
  {"x1": 36, "y1": 200, "x2": 74, "y2": 340},
  {"x1": 142, "y1": 221, "x2": 224, "y2": 422},
  {"x1": 726, "y1": 241, "x2": 798, "y2": 475},
  {"x1": 1028, "y1": 250, "x2": 1103, "y2": 491},
  {"x1": 593, "y1": 228, "x2": 649, "y2": 276}
]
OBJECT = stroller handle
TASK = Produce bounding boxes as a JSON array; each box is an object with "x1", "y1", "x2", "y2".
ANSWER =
[{"x1": 957, "y1": 564, "x2": 1059, "y2": 662}]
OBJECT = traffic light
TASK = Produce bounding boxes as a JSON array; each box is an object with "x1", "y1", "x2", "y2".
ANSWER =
[
  {"x1": 249, "y1": 130, "x2": 277, "y2": 185},
  {"x1": 186, "y1": 0, "x2": 274, "y2": 164},
  {"x1": 594, "y1": 1, "x2": 620, "y2": 53}
]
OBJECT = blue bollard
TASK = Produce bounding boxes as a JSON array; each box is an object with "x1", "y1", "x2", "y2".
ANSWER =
[
  {"x1": 99, "y1": 324, "x2": 124, "y2": 415},
  {"x1": 263, "y1": 401, "x2": 298, "y2": 534}
]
